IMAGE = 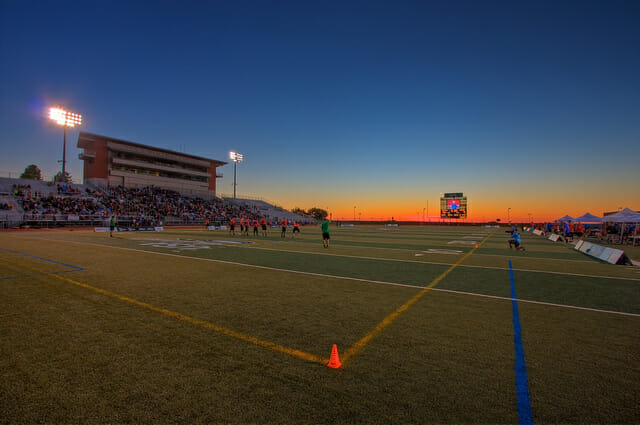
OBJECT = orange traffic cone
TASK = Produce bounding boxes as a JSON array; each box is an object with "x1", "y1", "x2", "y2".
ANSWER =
[{"x1": 327, "y1": 344, "x2": 342, "y2": 369}]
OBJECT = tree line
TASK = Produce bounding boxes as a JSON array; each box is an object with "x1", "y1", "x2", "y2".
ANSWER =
[
  {"x1": 18, "y1": 164, "x2": 71, "y2": 183},
  {"x1": 291, "y1": 207, "x2": 328, "y2": 220}
]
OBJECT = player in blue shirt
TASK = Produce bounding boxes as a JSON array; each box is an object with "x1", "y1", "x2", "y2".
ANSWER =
[{"x1": 508, "y1": 230, "x2": 526, "y2": 251}]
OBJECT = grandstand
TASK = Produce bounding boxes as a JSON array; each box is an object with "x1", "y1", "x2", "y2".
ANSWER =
[
  {"x1": 0, "y1": 177, "x2": 311, "y2": 230},
  {"x1": 77, "y1": 132, "x2": 226, "y2": 198},
  {"x1": 226, "y1": 197, "x2": 314, "y2": 224}
]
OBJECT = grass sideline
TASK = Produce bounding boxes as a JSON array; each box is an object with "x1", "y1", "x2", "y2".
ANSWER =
[{"x1": 1, "y1": 225, "x2": 639, "y2": 424}]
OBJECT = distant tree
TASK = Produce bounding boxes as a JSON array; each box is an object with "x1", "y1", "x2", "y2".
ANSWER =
[
  {"x1": 291, "y1": 207, "x2": 307, "y2": 216},
  {"x1": 53, "y1": 171, "x2": 72, "y2": 183},
  {"x1": 307, "y1": 207, "x2": 328, "y2": 220},
  {"x1": 20, "y1": 164, "x2": 42, "y2": 180}
]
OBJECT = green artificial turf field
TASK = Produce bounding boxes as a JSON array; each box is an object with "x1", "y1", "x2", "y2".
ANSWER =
[{"x1": 1, "y1": 225, "x2": 638, "y2": 424}]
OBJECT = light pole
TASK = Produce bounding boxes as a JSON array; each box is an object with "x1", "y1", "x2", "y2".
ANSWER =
[
  {"x1": 229, "y1": 151, "x2": 243, "y2": 199},
  {"x1": 353, "y1": 206, "x2": 356, "y2": 221},
  {"x1": 508, "y1": 207, "x2": 511, "y2": 223},
  {"x1": 49, "y1": 107, "x2": 82, "y2": 181}
]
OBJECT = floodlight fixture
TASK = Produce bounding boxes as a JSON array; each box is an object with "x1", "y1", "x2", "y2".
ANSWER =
[
  {"x1": 229, "y1": 151, "x2": 244, "y2": 199},
  {"x1": 49, "y1": 107, "x2": 82, "y2": 127},
  {"x1": 49, "y1": 107, "x2": 82, "y2": 180},
  {"x1": 230, "y1": 151, "x2": 244, "y2": 163}
]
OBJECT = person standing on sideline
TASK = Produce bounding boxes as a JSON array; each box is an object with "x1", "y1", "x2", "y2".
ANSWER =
[
  {"x1": 253, "y1": 219, "x2": 259, "y2": 236},
  {"x1": 261, "y1": 217, "x2": 268, "y2": 237},
  {"x1": 109, "y1": 216, "x2": 116, "y2": 237},
  {"x1": 321, "y1": 218, "x2": 331, "y2": 248},
  {"x1": 280, "y1": 218, "x2": 287, "y2": 238}
]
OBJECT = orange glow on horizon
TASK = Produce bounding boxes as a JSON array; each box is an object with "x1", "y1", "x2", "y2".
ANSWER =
[{"x1": 314, "y1": 203, "x2": 628, "y2": 224}]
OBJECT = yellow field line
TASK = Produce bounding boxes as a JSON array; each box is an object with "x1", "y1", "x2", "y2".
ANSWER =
[
  {"x1": 0, "y1": 256, "x2": 328, "y2": 365},
  {"x1": 341, "y1": 231, "x2": 495, "y2": 364}
]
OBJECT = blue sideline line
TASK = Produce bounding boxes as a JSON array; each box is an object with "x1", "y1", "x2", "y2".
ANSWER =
[
  {"x1": 509, "y1": 260, "x2": 533, "y2": 425},
  {"x1": 0, "y1": 248, "x2": 84, "y2": 270}
]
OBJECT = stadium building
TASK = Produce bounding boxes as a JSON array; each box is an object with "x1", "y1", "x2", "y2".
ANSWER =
[{"x1": 77, "y1": 132, "x2": 226, "y2": 197}]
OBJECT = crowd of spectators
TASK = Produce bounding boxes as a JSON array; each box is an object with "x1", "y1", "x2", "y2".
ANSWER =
[
  {"x1": 525, "y1": 220, "x2": 637, "y2": 245},
  {"x1": 12, "y1": 184, "x2": 264, "y2": 226},
  {"x1": 21, "y1": 194, "x2": 101, "y2": 217}
]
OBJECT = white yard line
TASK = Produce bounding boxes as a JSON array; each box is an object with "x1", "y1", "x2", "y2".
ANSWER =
[
  {"x1": 9, "y1": 234, "x2": 640, "y2": 282},
  {"x1": 5, "y1": 234, "x2": 640, "y2": 317}
]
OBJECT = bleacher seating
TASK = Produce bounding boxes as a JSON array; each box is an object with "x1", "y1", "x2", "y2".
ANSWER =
[
  {"x1": 227, "y1": 197, "x2": 312, "y2": 224},
  {"x1": 0, "y1": 177, "x2": 315, "y2": 229}
]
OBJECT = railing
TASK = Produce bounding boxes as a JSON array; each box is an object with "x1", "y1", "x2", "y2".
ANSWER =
[
  {"x1": 0, "y1": 213, "x2": 235, "y2": 230},
  {"x1": 219, "y1": 194, "x2": 281, "y2": 208}
]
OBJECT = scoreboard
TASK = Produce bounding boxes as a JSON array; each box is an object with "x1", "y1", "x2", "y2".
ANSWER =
[{"x1": 440, "y1": 192, "x2": 467, "y2": 219}]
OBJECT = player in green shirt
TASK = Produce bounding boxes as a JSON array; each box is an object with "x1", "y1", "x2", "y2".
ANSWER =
[{"x1": 321, "y1": 219, "x2": 331, "y2": 248}]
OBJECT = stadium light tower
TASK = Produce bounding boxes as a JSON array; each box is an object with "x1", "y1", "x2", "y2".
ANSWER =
[
  {"x1": 49, "y1": 107, "x2": 82, "y2": 181},
  {"x1": 229, "y1": 151, "x2": 243, "y2": 199}
]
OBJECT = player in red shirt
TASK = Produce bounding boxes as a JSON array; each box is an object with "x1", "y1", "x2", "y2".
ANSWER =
[
  {"x1": 260, "y1": 217, "x2": 268, "y2": 237},
  {"x1": 280, "y1": 218, "x2": 287, "y2": 238},
  {"x1": 292, "y1": 221, "x2": 300, "y2": 238}
]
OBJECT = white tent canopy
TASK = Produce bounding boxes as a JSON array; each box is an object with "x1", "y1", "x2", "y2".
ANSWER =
[
  {"x1": 603, "y1": 208, "x2": 640, "y2": 223},
  {"x1": 555, "y1": 215, "x2": 574, "y2": 222},
  {"x1": 573, "y1": 212, "x2": 602, "y2": 223}
]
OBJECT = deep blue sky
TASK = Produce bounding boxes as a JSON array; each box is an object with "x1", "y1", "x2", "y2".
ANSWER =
[{"x1": 1, "y1": 1, "x2": 638, "y2": 221}]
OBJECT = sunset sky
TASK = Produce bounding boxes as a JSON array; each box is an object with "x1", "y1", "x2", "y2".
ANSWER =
[{"x1": 1, "y1": 1, "x2": 638, "y2": 222}]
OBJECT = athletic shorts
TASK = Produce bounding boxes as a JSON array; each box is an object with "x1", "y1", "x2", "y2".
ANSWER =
[
  {"x1": 262, "y1": 225, "x2": 267, "y2": 230},
  {"x1": 230, "y1": 224, "x2": 235, "y2": 231},
  {"x1": 293, "y1": 227, "x2": 300, "y2": 233},
  {"x1": 323, "y1": 232, "x2": 330, "y2": 240}
]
